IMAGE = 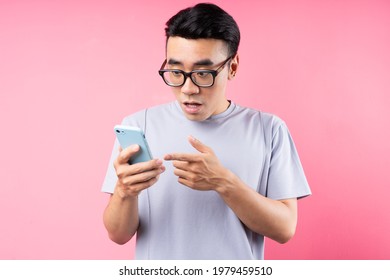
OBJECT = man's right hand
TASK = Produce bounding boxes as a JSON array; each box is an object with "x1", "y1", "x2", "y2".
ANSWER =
[{"x1": 113, "y1": 144, "x2": 165, "y2": 198}]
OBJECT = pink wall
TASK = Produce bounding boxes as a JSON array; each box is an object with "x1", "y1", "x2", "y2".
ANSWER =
[{"x1": 0, "y1": 0, "x2": 389, "y2": 259}]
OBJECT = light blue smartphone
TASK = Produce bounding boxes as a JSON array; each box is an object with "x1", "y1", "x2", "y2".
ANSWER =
[{"x1": 114, "y1": 125, "x2": 153, "y2": 164}]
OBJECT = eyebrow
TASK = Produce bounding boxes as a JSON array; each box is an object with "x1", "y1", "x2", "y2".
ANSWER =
[{"x1": 167, "y1": 58, "x2": 214, "y2": 67}]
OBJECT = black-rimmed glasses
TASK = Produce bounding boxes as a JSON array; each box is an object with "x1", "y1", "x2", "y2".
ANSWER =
[{"x1": 158, "y1": 56, "x2": 233, "y2": 88}]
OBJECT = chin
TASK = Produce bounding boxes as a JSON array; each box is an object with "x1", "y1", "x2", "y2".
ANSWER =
[{"x1": 184, "y1": 113, "x2": 208, "y2": 122}]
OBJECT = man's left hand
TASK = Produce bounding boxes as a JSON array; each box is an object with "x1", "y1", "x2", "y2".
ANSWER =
[{"x1": 164, "y1": 136, "x2": 229, "y2": 191}]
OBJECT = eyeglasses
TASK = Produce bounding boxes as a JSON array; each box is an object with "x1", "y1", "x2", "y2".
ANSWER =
[{"x1": 158, "y1": 56, "x2": 233, "y2": 88}]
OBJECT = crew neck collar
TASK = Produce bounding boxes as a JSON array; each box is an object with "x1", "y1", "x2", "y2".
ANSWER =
[{"x1": 173, "y1": 100, "x2": 236, "y2": 121}]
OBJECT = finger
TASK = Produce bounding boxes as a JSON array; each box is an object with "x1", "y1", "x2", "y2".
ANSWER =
[
  {"x1": 122, "y1": 166, "x2": 165, "y2": 186},
  {"x1": 172, "y1": 160, "x2": 191, "y2": 170},
  {"x1": 164, "y1": 153, "x2": 199, "y2": 162},
  {"x1": 117, "y1": 144, "x2": 140, "y2": 164},
  {"x1": 116, "y1": 158, "x2": 164, "y2": 179},
  {"x1": 177, "y1": 177, "x2": 196, "y2": 189},
  {"x1": 130, "y1": 159, "x2": 164, "y2": 174},
  {"x1": 173, "y1": 167, "x2": 190, "y2": 180},
  {"x1": 119, "y1": 176, "x2": 160, "y2": 196},
  {"x1": 188, "y1": 135, "x2": 213, "y2": 154}
]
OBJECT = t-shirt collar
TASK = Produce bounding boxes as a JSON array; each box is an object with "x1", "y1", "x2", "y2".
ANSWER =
[{"x1": 173, "y1": 100, "x2": 236, "y2": 121}]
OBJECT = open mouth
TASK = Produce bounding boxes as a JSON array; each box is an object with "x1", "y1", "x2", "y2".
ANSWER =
[{"x1": 183, "y1": 101, "x2": 202, "y2": 114}]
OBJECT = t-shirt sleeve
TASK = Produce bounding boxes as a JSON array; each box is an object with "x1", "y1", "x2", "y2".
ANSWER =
[
  {"x1": 266, "y1": 122, "x2": 311, "y2": 200},
  {"x1": 101, "y1": 137, "x2": 120, "y2": 194}
]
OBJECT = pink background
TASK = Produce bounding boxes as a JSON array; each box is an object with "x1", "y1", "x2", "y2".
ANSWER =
[{"x1": 1, "y1": 0, "x2": 389, "y2": 259}]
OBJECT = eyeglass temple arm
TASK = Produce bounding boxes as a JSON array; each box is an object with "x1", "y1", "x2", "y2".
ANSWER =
[{"x1": 159, "y1": 59, "x2": 167, "y2": 70}]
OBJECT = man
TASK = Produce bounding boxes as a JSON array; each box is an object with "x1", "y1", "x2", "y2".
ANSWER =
[{"x1": 102, "y1": 3, "x2": 311, "y2": 259}]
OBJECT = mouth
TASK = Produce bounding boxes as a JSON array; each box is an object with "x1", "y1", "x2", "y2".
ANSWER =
[{"x1": 182, "y1": 101, "x2": 203, "y2": 114}]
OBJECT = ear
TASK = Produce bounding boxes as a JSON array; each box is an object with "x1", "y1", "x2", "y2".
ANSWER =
[{"x1": 228, "y1": 53, "x2": 239, "y2": 80}]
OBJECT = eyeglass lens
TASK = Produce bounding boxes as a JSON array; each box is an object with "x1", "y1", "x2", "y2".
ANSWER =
[{"x1": 162, "y1": 71, "x2": 214, "y2": 87}]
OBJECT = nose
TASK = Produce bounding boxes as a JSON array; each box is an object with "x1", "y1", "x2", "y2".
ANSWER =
[{"x1": 181, "y1": 76, "x2": 199, "y2": 95}]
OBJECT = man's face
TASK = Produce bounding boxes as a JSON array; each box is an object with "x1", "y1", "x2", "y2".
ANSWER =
[{"x1": 165, "y1": 37, "x2": 236, "y2": 121}]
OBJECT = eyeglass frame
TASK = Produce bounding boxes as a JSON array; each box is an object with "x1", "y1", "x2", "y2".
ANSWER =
[{"x1": 158, "y1": 56, "x2": 234, "y2": 88}]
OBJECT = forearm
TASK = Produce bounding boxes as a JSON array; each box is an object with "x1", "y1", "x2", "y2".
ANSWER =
[
  {"x1": 216, "y1": 170, "x2": 297, "y2": 244},
  {"x1": 103, "y1": 182, "x2": 139, "y2": 245},
  {"x1": 164, "y1": 137, "x2": 297, "y2": 243}
]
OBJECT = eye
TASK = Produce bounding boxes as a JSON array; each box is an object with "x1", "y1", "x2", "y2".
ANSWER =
[
  {"x1": 171, "y1": 70, "x2": 182, "y2": 77},
  {"x1": 195, "y1": 71, "x2": 211, "y2": 78}
]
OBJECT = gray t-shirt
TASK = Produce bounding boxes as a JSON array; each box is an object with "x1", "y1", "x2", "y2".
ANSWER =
[{"x1": 102, "y1": 101, "x2": 311, "y2": 259}]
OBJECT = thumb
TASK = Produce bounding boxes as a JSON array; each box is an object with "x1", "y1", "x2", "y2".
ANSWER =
[
  {"x1": 188, "y1": 135, "x2": 212, "y2": 154},
  {"x1": 118, "y1": 144, "x2": 140, "y2": 164}
]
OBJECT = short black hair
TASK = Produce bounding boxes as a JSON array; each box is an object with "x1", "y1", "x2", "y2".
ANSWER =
[{"x1": 165, "y1": 3, "x2": 240, "y2": 57}]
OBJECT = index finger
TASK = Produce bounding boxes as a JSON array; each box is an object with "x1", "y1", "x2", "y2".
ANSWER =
[{"x1": 164, "y1": 153, "x2": 199, "y2": 162}]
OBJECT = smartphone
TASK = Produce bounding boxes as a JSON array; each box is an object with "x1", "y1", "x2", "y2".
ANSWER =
[{"x1": 114, "y1": 125, "x2": 153, "y2": 164}]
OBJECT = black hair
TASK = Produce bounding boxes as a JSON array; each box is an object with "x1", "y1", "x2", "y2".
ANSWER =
[{"x1": 165, "y1": 3, "x2": 240, "y2": 57}]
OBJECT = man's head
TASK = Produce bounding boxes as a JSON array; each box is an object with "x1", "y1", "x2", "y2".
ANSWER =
[
  {"x1": 160, "y1": 3, "x2": 240, "y2": 121},
  {"x1": 164, "y1": 3, "x2": 240, "y2": 58}
]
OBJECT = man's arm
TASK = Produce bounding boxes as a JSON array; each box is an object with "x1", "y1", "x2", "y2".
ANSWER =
[
  {"x1": 215, "y1": 173, "x2": 297, "y2": 244},
  {"x1": 103, "y1": 187, "x2": 139, "y2": 245},
  {"x1": 103, "y1": 144, "x2": 165, "y2": 244},
  {"x1": 164, "y1": 136, "x2": 297, "y2": 244}
]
